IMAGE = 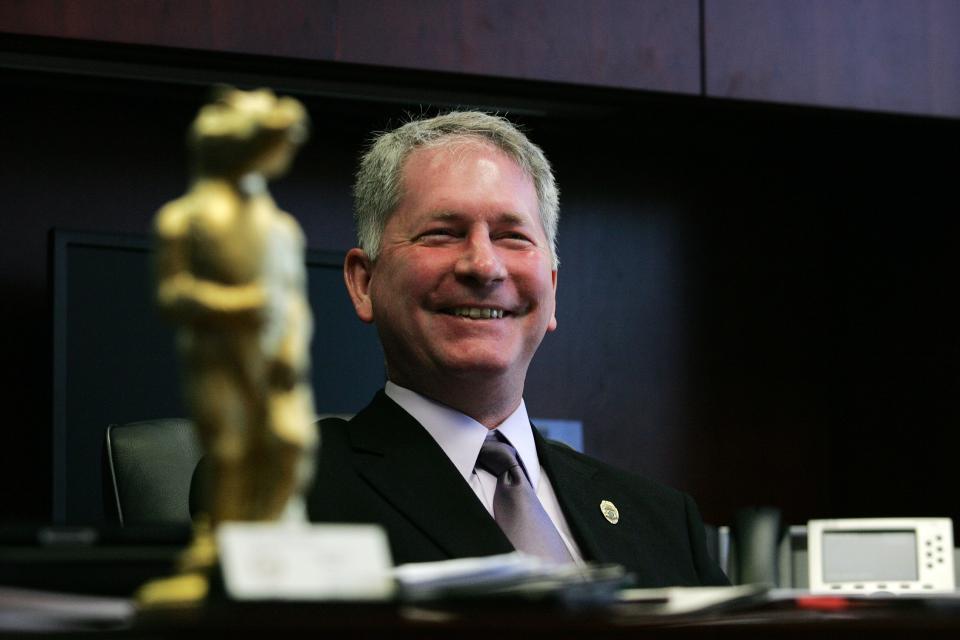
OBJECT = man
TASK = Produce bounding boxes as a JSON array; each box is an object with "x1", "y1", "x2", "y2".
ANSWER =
[{"x1": 307, "y1": 112, "x2": 727, "y2": 586}]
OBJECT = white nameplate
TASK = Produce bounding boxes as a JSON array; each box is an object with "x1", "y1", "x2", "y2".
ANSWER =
[{"x1": 218, "y1": 523, "x2": 395, "y2": 600}]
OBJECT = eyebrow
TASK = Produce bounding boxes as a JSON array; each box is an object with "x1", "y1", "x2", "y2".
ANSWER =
[{"x1": 427, "y1": 211, "x2": 530, "y2": 226}]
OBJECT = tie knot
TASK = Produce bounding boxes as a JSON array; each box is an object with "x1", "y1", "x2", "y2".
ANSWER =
[{"x1": 477, "y1": 434, "x2": 527, "y2": 483}]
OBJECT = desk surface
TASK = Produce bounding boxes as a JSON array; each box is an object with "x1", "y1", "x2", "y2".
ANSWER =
[
  {"x1": 4, "y1": 594, "x2": 953, "y2": 639},
  {"x1": 6, "y1": 578, "x2": 960, "y2": 638}
]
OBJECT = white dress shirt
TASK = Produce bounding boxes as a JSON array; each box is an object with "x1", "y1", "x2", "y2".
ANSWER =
[{"x1": 385, "y1": 381, "x2": 584, "y2": 563}]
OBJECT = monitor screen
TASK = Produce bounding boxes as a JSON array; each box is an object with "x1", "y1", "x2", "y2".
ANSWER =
[
  {"x1": 822, "y1": 530, "x2": 918, "y2": 583},
  {"x1": 50, "y1": 230, "x2": 385, "y2": 523}
]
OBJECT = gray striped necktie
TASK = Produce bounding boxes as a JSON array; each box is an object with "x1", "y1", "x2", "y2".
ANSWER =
[{"x1": 476, "y1": 432, "x2": 573, "y2": 564}]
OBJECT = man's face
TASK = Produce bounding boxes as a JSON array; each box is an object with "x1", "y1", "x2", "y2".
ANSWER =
[{"x1": 347, "y1": 141, "x2": 558, "y2": 394}]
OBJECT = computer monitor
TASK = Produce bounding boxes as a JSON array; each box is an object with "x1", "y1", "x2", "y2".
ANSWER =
[{"x1": 50, "y1": 230, "x2": 385, "y2": 523}]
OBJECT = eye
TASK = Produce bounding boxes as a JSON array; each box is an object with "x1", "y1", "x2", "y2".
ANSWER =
[
  {"x1": 416, "y1": 227, "x2": 459, "y2": 243},
  {"x1": 496, "y1": 231, "x2": 534, "y2": 246}
]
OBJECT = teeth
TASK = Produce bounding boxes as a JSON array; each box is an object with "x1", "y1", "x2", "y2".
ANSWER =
[{"x1": 451, "y1": 307, "x2": 504, "y2": 319}]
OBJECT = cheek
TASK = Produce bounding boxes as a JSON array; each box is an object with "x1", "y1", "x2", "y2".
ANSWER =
[
  {"x1": 511, "y1": 254, "x2": 555, "y2": 293},
  {"x1": 397, "y1": 252, "x2": 451, "y2": 292},
  {"x1": 370, "y1": 257, "x2": 435, "y2": 310}
]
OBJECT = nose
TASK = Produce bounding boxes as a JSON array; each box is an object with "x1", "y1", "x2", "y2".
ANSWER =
[{"x1": 455, "y1": 232, "x2": 507, "y2": 285}]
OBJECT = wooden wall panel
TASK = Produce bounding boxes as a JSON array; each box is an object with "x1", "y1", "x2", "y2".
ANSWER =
[
  {"x1": 6, "y1": 1, "x2": 960, "y2": 117},
  {"x1": 334, "y1": 0, "x2": 701, "y2": 93},
  {"x1": 4, "y1": 4, "x2": 960, "y2": 530},
  {"x1": 0, "y1": 0, "x2": 701, "y2": 93},
  {"x1": 0, "y1": 0, "x2": 339, "y2": 59},
  {"x1": 1, "y1": 60, "x2": 959, "y2": 530},
  {"x1": 705, "y1": 0, "x2": 960, "y2": 117}
]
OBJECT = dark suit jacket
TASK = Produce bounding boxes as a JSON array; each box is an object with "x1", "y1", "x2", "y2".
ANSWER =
[{"x1": 307, "y1": 391, "x2": 728, "y2": 587}]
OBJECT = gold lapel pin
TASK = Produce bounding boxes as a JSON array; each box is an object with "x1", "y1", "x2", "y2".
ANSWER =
[{"x1": 600, "y1": 500, "x2": 619, "y2": 524}]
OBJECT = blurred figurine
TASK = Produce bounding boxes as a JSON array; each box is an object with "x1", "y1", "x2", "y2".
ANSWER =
[{"x1": 142, "y1": 87, "x2": 318, "y2": 604}]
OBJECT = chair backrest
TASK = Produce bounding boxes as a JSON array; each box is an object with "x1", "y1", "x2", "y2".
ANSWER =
[{"x1": 103, "y1": 419, "x2": 202, "y2": 526}]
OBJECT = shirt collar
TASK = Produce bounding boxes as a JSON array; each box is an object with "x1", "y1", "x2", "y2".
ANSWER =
[{"x1": 384, "y1": 381, "x2": 541, "y2": 488}]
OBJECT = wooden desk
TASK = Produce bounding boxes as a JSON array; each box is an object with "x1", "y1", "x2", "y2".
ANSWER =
[{"x1": 131, "y1": 597, "x2": 960, "y2": 639}]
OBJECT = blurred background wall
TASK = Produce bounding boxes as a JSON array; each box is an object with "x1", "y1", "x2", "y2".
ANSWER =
[{"x1": 1, "y1": 0, "x2": 958, "y2": 528}]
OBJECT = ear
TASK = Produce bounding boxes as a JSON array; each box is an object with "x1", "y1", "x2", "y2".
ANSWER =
[
  {"x1": 547, "y1": 269, "x2": 558, "y2": 332},
  {"x1": 343, "y1": 248, "x2": 375, "y2": 324}
]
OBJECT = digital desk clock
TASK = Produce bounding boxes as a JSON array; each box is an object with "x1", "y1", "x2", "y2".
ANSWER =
[{"x1": 807, "y1": 518, "x2": 955, "y2": 594}]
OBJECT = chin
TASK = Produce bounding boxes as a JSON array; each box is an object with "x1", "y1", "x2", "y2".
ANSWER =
[{"x1": 437, "y1": 356, "x2": 521, "y2": 380}]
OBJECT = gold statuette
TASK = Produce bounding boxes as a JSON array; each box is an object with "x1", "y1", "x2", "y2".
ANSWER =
[{"x1": 142, "y1": 87, "x2": 318, "y2": 607}]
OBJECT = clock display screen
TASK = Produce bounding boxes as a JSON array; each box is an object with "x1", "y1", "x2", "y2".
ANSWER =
[{"x1": 822, "y1": 530, "x2": 918, "y2": 583}]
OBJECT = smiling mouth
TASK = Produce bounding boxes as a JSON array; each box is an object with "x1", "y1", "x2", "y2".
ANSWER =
[{"x1": 444, "y1": 307, "x2": 506, "y2": 319}]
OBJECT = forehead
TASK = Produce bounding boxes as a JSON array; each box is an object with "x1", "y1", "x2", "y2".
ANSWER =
[
  {"x1": 404, "y1": 137, "x2": 521, "y2": 175},
  {"x1": 398, "y1": 140, "x2": 536, "y2": 210}
]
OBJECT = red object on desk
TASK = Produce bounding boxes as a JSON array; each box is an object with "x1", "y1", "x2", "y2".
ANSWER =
[{"x1": 796, "y1": 596, "x2": 851, "y2": 611}]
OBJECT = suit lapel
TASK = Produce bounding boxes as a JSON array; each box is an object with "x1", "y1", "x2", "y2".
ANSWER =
[
  {"x1": 535, "y1": 431, "x2": 610, "y2": 562},
  {"x1": 347, "y1": 392, "x2": 514, "y2": 559},
  {"x1": 536, "y1": 429, "x2": 666, "y2": 579}
]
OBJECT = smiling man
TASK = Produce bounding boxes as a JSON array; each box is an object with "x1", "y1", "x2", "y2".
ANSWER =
[{"x1": 307, "y1": 112, "x2": 727, "y2": 586}]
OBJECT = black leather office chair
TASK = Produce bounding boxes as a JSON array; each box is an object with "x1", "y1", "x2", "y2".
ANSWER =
[
  {"x1": 104, "y1": 415, "x2": 352, "y2": 526},
  {"x1": 103, "y1": 418, "x2": 202, "y2": 526}
]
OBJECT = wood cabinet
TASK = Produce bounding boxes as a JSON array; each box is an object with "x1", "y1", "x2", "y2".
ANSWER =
[
  {"x1": 704, "y1": 0, "x2": 960, "y2": 117},
  {"x1": 0, "y1": 0, "x2": 700, "y2": 94},
  {"x1": 4, "y1": 0, "x2": 960, "y2": 116}
]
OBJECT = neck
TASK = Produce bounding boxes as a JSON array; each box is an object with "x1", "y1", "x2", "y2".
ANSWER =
[{"x1": 390, "y1": 372, "x2": 524, "y2": 429}]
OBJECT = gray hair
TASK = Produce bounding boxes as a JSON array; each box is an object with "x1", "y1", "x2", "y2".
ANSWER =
[{"x1": 353, "y1": 111, "x2": 560, "y2": 268}]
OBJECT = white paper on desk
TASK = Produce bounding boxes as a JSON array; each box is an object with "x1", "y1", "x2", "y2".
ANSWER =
[
  {"x1": 393, "y1": 552, "x2": 567, "y2": 598},
  {"x1": 0, "y1": 587, "x2": 134, "y2": 632},
  {"x1": 218, "y1": 523, "x2": 395, "y2": 601},
  {"x1": 618, "y1": 584, "x2": 768, "y2": 615}
]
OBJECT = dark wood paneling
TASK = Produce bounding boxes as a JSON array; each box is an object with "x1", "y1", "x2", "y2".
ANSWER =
[
  {"x1": 705, "y1": 0, "x2": 960, "y2": 117},
  {"x1": 2, "y1": 39, "x2": 959, "y2": 531},
  {"x1": 0, "y1": 0, "x2": 701, "y2": 94},
  {"x1": 0, "y1": 0, "x2": 339, "y2": 59},
  {"x1": 8, "y1": 1, "x2": 960, "y2": 118},
  {"x1": 0, "y1": 72, "x2": 363, "y2": 521},
  {"x1": 335, "y1": 0, "x2": 701, "y2": 93},
  {"x1": 523, "y1": 102, "x2": 960, "y2": 528}
]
